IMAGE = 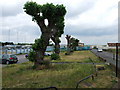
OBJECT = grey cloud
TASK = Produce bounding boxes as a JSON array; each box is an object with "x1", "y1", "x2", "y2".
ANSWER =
[
  {"x1": 66, "y1": 0, "x2": 96, "y2": 19},
  {"x1": 16, "y1": 25, "x2": 40, "y2": 34},
  {"x1": 64, "y1": 24, "x2": 117, "y2": 36},
  {"x1": 2, "y1": 24, "x2": 41, "y2": 37},
  {"x1": 1, "y1": 1, "x2": 27, "y2": 17},
  {"x1": 2, "y1": 6, "x2": 22, "y2": 17}
]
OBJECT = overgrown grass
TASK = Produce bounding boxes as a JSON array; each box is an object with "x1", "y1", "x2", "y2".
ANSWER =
[
  {"x1": 78, "y1": 65, "x2": 118, "y2": 88},
  {"x1": 3, "y1": 62, "x2": 95, "y2": 88},
  {"x1": 51, "y1": 51, "x2": 103, "y2": 63},
  {"x1": 2, "y1": 50, "x2": 118, "y2": 88},
  {"x1": 2, "y1": 62, "x2": 117, "y2": 88}
]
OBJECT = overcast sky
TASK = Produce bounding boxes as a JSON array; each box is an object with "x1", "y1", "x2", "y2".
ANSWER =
[{"x1": 0, "y1": 0, "x2": 119, "y2": 45}]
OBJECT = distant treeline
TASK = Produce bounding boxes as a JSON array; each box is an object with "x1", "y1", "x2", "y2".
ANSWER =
[{"x1": 0, "y1": 42, "x2": 33, "y2": 46}]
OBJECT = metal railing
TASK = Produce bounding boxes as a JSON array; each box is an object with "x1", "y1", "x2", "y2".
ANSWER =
[
  {"x1": 76, "y1": 58, "x2": 97, "y2": 89},
  {"x1": 39, "y1": 87, "x2": 57, "y2": 90},
  {"x1": 76, "y1": 74, "x2": 95, "y2": 89},
  {"x1": 35, "y1": 58, "x2": 98, "y2": 89}
]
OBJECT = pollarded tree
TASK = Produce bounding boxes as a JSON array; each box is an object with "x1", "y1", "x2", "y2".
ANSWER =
[
  {"x1": 74, "y1": 39, "x2": 79, "y2": 50},
  {"x1": 66, "y1": 35, "x2": 79, "y2": 55},
  {"x1": 24, "y1": 1, "x2": 66, "y2": 68},
  {"x1": 51, "y1": 16, "x2": 65, "y2": 55},
  {"x1": 70, "y1": 38, "x2": 79, "y2": 51},
  {"x1": 65, "y1": 35, "x2": 71, "y2": 55}
]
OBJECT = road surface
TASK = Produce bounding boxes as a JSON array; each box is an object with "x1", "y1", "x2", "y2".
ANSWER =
[
  {"x1": 17, "y1": 54, "x2": 29, "y2": 64},
  {"x1": 91, "y1": 49, "x2": 120, "y2": 69},
  {"x1": 1, "y1": 54, "x2": 29, "y2": 67}
]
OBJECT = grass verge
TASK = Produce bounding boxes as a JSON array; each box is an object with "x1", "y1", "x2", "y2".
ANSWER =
[
  {"x1": 2, "y1": 50, "x2": 118, "y2": 88},
  {"x1": 2, "y1": 62, "x2": 118, "y2": 88},
  {"x1": 50, "y1": 51, "x2": 103, "y2": 63},
  {"x1": 3, "y1": 62, "x2": 94, "y2": 88}
]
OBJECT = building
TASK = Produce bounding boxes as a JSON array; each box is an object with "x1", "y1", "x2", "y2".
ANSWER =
[{"x1": 78, "y1": 43, "x2": 84, "y2": 47}]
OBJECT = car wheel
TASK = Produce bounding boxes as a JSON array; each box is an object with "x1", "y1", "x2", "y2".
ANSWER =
[
  {"x1": 15, "y1": 61, "x2": 18, "y2": 63},
  {"x1": 6, "y1": 61, "x2": 9, "y2": 65}
]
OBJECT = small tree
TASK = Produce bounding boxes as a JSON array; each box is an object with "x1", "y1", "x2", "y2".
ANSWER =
[
  {"x1": 51, "y1": 16, "x2": 65, "y2": 56},
  {"x1": 70, "y1": 38, "x2": 79, "y2": 51},
  {"x1": 66, "y1": 35, "x2": 79, "y2": 55},
  {"x1": 65, "y1": 35, "x2": 71, "y2": 55},
  {"x1": 24, "y1": 1, "x2": 66, "y2": 68}
]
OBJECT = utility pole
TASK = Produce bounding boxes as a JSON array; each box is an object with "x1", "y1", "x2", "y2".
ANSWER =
[
  {"x1": 116, "y1": 43, "x2": 118, "y2": 77},
  {"x1": 108, "y1": 43, "x2": 120, "y2": 77},
  {"x1": 17, "y1": 31, "x2": 18, "y2": 44},
  {"x1": 25, "y1": 32, "x2": 26, "y2": 43},
  {"x1": 8, "y1": 28, "x2": 10, "y2": 42}
]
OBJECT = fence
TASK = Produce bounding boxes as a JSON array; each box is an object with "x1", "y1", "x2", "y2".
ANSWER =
[{"x1": 2, "y1": 48, "x2": 31, "y2": 54}]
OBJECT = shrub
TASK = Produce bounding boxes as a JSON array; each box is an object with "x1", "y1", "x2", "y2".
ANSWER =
[
  {"x1": 28, "y1": 50, "x2": 36, "y2": 62},
  {"x1": 51, "y1": 53, "x2": 60, "y2": 60}
]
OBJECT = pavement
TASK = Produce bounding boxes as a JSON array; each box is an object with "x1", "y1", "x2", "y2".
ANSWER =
[{"x1": 91, "y1": 49, "x2": 120, "y2": 69}]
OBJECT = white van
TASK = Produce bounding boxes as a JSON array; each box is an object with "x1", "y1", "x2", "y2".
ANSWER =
[{"x1": 97, "y1": 48, "x2": 103, "y2": 52}]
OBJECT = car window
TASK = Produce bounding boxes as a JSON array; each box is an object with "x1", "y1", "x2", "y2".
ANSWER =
[
  {"x1": 4, "y1": 55, "x2": 9, "y2": 58},
  {"x1": 10, "y1": 55, "x2": 16, "y2": 58},
  {"x1": 0, "y1": 55, "x2": 2, "y2": 59},
  {"x1": 2, "y1": 55, "x2": 7, "y2": 59}
]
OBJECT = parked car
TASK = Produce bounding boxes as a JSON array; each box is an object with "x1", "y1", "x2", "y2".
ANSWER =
[
  {"x1": 97, "y1": 48, "x2": 103, "y2": 52},
  {"x1": 25, "y1": 54, "x2": 28, "y2": 58},
  {"x1": 25, "y1": 52, "x2": 52, "y2": 58},
  {"x1": 0, "y1": 54, "x2": 18, "y2": 64},
  {"x1": 44, "y1": 52, "x2": 52, "y2": 56}
]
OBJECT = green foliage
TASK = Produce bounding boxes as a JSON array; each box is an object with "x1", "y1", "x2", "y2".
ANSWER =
[
  {"x1": 51, "y1": 53, "x2": 60, "y2": 60},
  {"x1": 24, "y1": 2, "x2": 66, "y2": 23},
  {"x1": 70, "y1": 38, "x2": 79, "y2": 50},
  {"x1": 42, "y1": 3, "x2": 56, "y2": 20},
  {"x1": 24, "y1": 1, "x2": 40, "y2": 16},
  {"x1": 32, "y1": 38, "x2": 45, "y2": 51},
  {"x1": 24, "y1": 1, "x2": 67, "y2": 62},
  {"x1": 24, "y1": 1, "x2": 66, "y2": 36},
  {"x1": 28, "y1": 50, "x2": 36, "y2": 62}
]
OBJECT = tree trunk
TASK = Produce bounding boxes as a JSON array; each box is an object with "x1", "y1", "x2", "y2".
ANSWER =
[
  {"x1": 65, "y1": 35, "x2": 71, "y2": 55},
  {"x1": 66, "y1": 40, "x2": 71, "y2": 55},
  {"x1": 51, "y1": 36, "x2": 60, "y2": 55},
  {"x1": 34, "y1": 32, "x2": 51, "y2": 68}
]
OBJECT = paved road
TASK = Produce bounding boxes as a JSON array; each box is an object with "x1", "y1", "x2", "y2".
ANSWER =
[
  {"x1": 91, "y1": 49, "x2": 120, "y2": 69},
  {"x1": 51, "y1": 62, "x2": 105, "y2": 65},
  {"x1": 17, "y1": 54, "x2": 29, "y2": 64},
  {"x1": 1, "y1": 54, "x2": 29, "y2": 67}
]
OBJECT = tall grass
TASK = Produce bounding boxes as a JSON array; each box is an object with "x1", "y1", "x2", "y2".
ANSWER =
[
  {"x1": 2, "y1": 51, "x2": 118, "y2": 88},
  {"x1": 3, "y1": 62, "x2": 95, "y2": 88}
]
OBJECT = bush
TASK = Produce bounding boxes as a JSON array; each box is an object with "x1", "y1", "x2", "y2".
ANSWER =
[
  {"x1": 51, "y1": 53, "x2": 60, "y2": 60},
  {"x1": 28, "y1": 51, "x2": 36, "y2": 62}
]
